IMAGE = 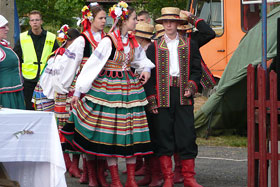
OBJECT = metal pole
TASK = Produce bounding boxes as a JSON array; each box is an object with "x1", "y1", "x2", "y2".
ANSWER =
[{"x1": 262, "y1": 0, "x2": 267, "y2": 70}]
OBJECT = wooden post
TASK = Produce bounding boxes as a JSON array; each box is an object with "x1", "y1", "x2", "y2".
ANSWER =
[
  {"x1": 270, "y1": 71, "x2": 278, "y2": 187},
  {"x1": 247, "y1": 64, "x2": 256, "y2": 187},
  {"x1": 0, "y1": 0, "x2": 15, "y2": 46}
]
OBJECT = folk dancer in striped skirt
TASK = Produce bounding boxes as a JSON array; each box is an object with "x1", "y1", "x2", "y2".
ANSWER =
[
  {"x1": 31, "y1": 24, "x2": 80, "y2": 176},
  {"x1": 32, "y1": 25, "x2": 80, "y2": 112},
  {"x1": 61, "y1": 2, "x2": 155, "y2": 187},
  {"x1": 53, "y1": 4, "x2": 108, "y2": 187}
]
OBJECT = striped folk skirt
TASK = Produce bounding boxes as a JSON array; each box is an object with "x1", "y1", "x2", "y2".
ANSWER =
[
  {"x1": 54, "y1": 93, "x2": 70, "y2": 128},
  {"x1": 32, "y1": 83, "x2": 54, "y2": 112},
  {"x1": 61, "y1": 70, "x2": 153, "y2": 158},
  {"x1": 54, "y1": 93, "x2": 70, "y2": 143}
]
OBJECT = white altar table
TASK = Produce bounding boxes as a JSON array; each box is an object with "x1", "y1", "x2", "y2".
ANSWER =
[{"x1": 0, "y1": 108, "x2": 66, "y2": 187}]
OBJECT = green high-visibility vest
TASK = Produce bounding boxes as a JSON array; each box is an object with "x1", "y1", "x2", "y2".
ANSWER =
[{"x1": 20, "y1": 31, "x2": 56, "y2": 80}]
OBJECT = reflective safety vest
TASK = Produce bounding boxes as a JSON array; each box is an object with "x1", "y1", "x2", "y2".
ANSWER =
[{"x1": 20, "y1": 31, "x2": 56, "y2": 80}]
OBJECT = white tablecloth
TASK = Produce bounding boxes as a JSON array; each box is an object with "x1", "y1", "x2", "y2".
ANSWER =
[{"x1": 0, "y1": 108, "x2": 67, "y2": 187}]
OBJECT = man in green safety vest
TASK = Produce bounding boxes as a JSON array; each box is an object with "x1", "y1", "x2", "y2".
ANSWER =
[{"x1": 14, "y1": 10, "x2": 59, "y2": 110}]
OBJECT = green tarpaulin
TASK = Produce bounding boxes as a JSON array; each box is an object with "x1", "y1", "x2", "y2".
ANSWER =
[{"x1": 195, "y1": 6, "x2": 280, "y2": 137}]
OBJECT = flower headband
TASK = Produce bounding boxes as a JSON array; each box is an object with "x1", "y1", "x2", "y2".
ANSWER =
[
  {"x1": 109, "y1": 1, "x2": 129, "y2": 21},
  {"x1": 82, "y1": 5, "x2": 93, "y2": 22},
  {"x1": 81, "y1": 3, "x2": 99, "y2": 32},
  {"x1": 57, "y1": 24, "x2": 69, "y2": 43}
]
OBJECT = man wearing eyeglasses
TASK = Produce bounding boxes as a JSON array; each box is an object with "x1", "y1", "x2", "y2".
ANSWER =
[{"x1": 14, "y1": 10, "x2": 59, "y2": 110}]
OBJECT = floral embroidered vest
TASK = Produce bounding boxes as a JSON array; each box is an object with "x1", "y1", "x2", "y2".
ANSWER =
[
  {"x1": 155, "y1": 36, "x2": 192, "y2": 107},
  {"x1": 105, "y1": 32, "x2": 135, "y2": 71}
]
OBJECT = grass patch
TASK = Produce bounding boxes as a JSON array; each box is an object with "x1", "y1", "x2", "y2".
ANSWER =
[{"x1": 197, "y1": 135, "x2": 247, "y2": 147}]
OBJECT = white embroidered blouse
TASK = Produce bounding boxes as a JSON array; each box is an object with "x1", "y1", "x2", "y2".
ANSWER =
[
  {"x1": 53, "y1": 31, "x2": 103, "y2": 94},
  {"x1": 73, "y1": 31, "x2": 155, "y2": 97}
]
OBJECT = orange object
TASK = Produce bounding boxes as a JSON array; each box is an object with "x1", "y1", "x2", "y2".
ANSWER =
[{"x1": 188, "y1": 0, "x2": 280, "y2": 78}]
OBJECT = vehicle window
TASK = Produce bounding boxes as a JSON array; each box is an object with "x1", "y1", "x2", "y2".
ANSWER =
[
  {"x1": 241, "y1": 4, "x2": 261, "y2": 32},
  {"x1": 195, "y1": 0, "x2": 223, "y2": 36},
  {"x1": 241, "y1": 1, "x2": 280, "y2": 32}
]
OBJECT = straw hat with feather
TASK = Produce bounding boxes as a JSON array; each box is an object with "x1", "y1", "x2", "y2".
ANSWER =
[
  {"x1": 135, "y1": 22, "x2": 154, "y2": 40},
  {"x1": 155, "y1": 7, "x2": 186, "y2": 24}
]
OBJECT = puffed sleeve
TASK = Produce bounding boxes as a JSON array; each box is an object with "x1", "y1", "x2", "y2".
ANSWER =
[
  {"x1": 131, "y1": 45, "x2": 155, "y2": 73},
  {"x1": 52, "y1": 36, "x2": 85, "y2": 94},
  {"x1": 74, "y1": 37, "x2": 112, "y2": 96}
]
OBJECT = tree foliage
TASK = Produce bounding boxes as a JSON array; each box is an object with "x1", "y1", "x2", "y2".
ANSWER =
[
  {"x1": 16, "y1": 0, "x2": 192, "y2": 32},
  {"x1": 16, "y1": 0, "x2": 85, "y2": 31},
  {"x1": 133, "y1": 0, "x2": 190, "y2": 21}
]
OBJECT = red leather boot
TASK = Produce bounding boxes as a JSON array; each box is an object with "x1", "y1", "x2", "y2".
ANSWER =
[
  {"x1": 135, "y1": 156, "x2": 143, "y2": 172},
  {"x1": 87, "y1": 160, "x2": 99, "y2": 187},
  {"x1": 136, "y1": 158, "x2": 151, "y2": 186},
  {"x1": 79, "y1": 157, "x2": 88, "y2": 184},
  {"x1": 181, "y1": 159, "x2": 203, "y2": 187},
  {"x1": 97, "y1": 159, "x2": 109, "y2": 187},
  {"x1": 69, "y1": 154, "x2": 81, "y2": 178},
  {"x1": 149, "y1": 157, "x2": 163, "y2": 187},
  {"x1": 63, "y1": 153, "x2": 72, "y2": 171},
  {"x1": 135, "y1": 156, "x2": 145, "y2": 176},
  {"x1": 125, "y1": 164, "x2": 137, "y2": 187},
  {"x1": 173, "y1": 154, "x2": 184, "y2": 183},
  {"x1": 159, "y1": 156, "x2": 174, "y2": 187},
  {"x1": 108, "y1": 165, "x2": 122, "y2": 187},
  {"x1": 123, "y1": 156, "x2": 143, "y2": 175}
]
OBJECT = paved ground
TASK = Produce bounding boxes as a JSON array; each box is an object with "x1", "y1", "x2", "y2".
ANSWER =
[{"x1": 66, "y1": 146, "x2": 247, "y2": 187}]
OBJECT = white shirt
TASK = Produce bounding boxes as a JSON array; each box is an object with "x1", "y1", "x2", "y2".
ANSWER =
[
  {"x1": 52, "y1": 31, "x2": 104, "y2": 94},
  {"x1": 164, "y1": 33, "x2": 180, "y2": 77}
]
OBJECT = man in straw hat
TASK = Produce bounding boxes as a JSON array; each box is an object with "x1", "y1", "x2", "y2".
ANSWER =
[
  {"x1": 171, "y1": 10, "x2": 216, "y2": 185},
  {"x1": 134, "y1": 21, "x2": 165, "y2": 187},
  {"x1": 145, "y1": 7, "x2": 203, "y2": 187},
  {"x1": 135, "y1": 22, "x2": 154, "y2": 50}
]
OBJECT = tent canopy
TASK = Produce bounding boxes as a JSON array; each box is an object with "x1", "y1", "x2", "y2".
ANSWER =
[{"x1": 195, "y1": 6, "x2": 280, "y2": 137}]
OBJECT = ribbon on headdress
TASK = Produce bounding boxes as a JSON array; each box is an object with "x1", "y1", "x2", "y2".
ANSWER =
[
  {"x1": 81, "y1": 18, "x2": 91, "y2": 32},
  {"x1": 128, "y1": 33, "x2": 139, "y2": 48},
  {"x1": 56, "y1": 47, "x2": 66, "y2": 55},
  {"x1": 115, "y1": 30, "x2": 124, "y2": 51},
  {"x1": 114, "y1": 30, "x2": 139, "y2": 51}
]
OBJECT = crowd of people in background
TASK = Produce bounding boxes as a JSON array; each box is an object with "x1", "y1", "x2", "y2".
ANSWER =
[{"x1": 0, "y1": 1, "x2": 218, "y2": 187}]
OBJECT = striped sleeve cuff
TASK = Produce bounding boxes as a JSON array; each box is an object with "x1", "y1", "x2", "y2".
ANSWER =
[
  {"x1": 187, "y1": 14, "x2": 203, "y2": 27},
  {"x1": 185, "y1": 80, "x2": 198, "y2": 96},
  {"x1": 146, "y1": 94, "x2": 158, "y2": 111}
]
